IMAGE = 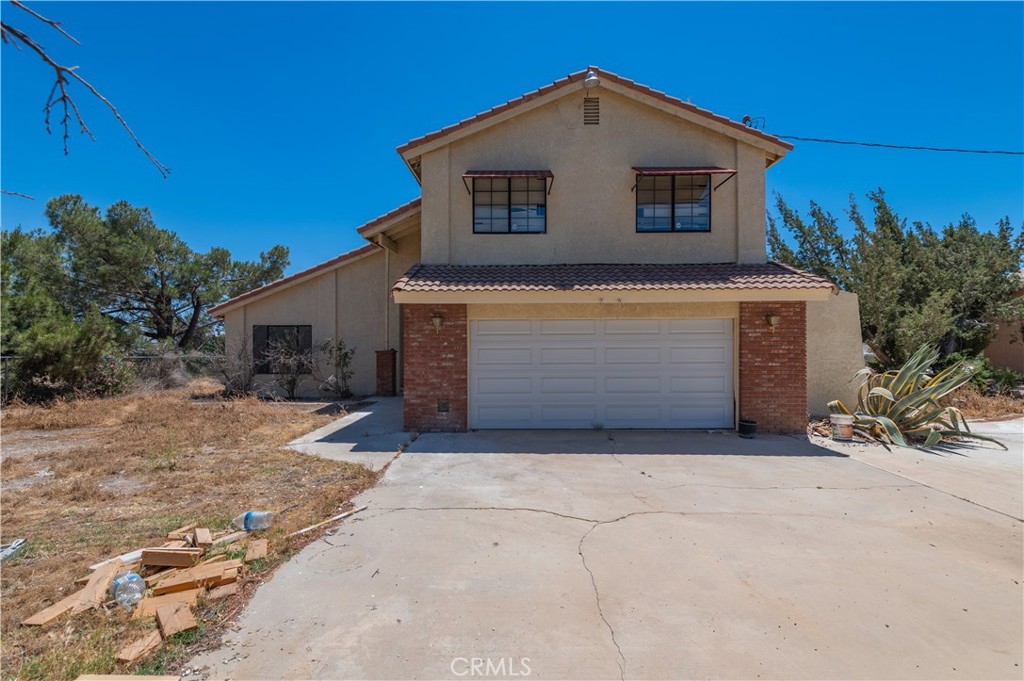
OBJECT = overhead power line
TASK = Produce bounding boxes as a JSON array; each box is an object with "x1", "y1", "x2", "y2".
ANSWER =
[{"x1": 775, "y1": 135, "x2": 1023, "y2": 156}]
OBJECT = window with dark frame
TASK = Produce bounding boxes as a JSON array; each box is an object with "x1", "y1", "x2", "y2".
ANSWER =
[
  {"x1": 252, "y1": 324, "x2": 313, "y2": 374},
  {"x1": 636, "y1": 174, "x2": 711, "y2": 232},
  {"x1": 473, "y1": 176, "x2": 547, "y2": 234}
]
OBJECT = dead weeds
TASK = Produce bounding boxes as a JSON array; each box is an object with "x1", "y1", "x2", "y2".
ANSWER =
[
  {"x1": 939, "y1": 384, "x2": 1024, "y2": 420},
  {"x1": 1, "y1": 384, "x2": 378, "y2": 680}
]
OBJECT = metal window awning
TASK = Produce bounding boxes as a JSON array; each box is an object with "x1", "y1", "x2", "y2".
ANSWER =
[
  {"x1": 462, "y1": 170, "x2": 555, "y2": 195},
  {"x1": 631, "y1": 166, "x2": 737, "y2": 192}
]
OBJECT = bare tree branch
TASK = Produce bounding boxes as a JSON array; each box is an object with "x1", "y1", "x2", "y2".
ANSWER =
[
  {"x1": 1, "y1": 189, "x2": 35, "y2": 199},
  {"x1": 0, "y1": 2, "x2": 171, "y2": 178},
  {"x1": 9, "y1": 0, "x2": 79, "y2": 44}
]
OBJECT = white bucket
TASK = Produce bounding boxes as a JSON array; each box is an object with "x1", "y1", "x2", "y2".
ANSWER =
[{"x1": 830, "y1": 413, "x2": 855, "y2": 440}]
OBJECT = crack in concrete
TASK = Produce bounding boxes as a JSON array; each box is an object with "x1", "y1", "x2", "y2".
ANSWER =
[
  {"x1": 656, "y1": 482, "x2": 916, "y2": 492},
  {"x1": 578, "y1": 523, "x2": 625, "y2": 681},
  {"x1": 378, "y1": 506, "x2": 602, "y2": 523}
]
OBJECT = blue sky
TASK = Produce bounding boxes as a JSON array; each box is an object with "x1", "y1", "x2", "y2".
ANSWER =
[{"x1": 2, "y1": 2, "x2": 1022, "y2": 273}]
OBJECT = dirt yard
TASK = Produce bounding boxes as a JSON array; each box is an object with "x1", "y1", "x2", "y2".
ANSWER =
[{"x1": 0, "y1": 384, "x2": 379, "y2": 680}]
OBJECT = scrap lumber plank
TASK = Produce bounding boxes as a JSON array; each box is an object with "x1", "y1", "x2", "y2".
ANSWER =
[
  {"x1": 287, "y1": 505, "x2": 367, "y2": 537},
  {"x1": 142, "y1": 548, "x2": 202, "y2": 568},
  {"x1": 211, "y1": 530, "x2": 247, "y2": 547},
  {"x1": 152, "y1": 560, "x2": 242, "y2": 596},
  {"x1": 244, "y1": 539, "x2": 268, "y2": 562},
  {"x1": 157, "y1": 602, "x2": 197, "y2": 637},
  {"x1": 71, "y1": 559, "x2": 122, "y2": 614},
  {"x1": 115, "y1": 630, "x2": 162, "y2": 664},
  {"x1": 212, "y1": 568, "x2": 238, "y2": 587},
  {"x1": 166, "y1": 523, "x2": 196, "y2": 539},
  {"x1": 144, "y1": 568, "x2": 179, "y2": 587},
  {"x1": 132, "y1": 587, "x2": 203, "y2": 619},
  {"x1": 22, "y1": 588, "x2": 86, "y2": 626},
  {"x1": 193, "y1": 527, "x2": 213, "y2": 549},
  {"x1": 161, "y1": 539, "x2": 189, "y2": 549},
  {"x1": 207, "y1": 582, "x2": 237, "y2": 600},
  {"x1": 201, "y1": 554, "x2": 227, "y2": 565}
]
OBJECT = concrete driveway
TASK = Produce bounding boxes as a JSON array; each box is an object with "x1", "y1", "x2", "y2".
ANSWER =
[{"x1": 192, "y1": 417, "x2": 1023, "y2": 680}]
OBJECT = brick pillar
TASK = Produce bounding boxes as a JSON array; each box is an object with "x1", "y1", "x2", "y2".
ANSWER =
[
  {"x1": 739, "y1": 301, "x2": 808, "y2": 433},
  {"x1": 375, "y1": 349, "x2": 397, "y2": 396},
  {"x1": 402, "y1": 304, "x2": 468, "y2": 432}
]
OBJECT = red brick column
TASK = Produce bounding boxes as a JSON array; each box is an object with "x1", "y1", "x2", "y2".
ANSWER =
[
  {"x1": 402, "y1": 304, "x2": 468, "y2": 432},
  {"x1": 375, "y1": 349, "x2": 397, "y2": 396},
  {"x1": 739, "y1": 301, "x2": 808, "y2": 433}
]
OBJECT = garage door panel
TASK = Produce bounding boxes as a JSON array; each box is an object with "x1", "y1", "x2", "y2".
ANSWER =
[
  {"x1": 605, "y1": 347, "x2": 661, "y2": 364},
  {"x1": 541, "y1": 376, "x2": 598, "y2": 394},
  {"x1": 476, "y1": 320, "x2": 533, "y2": 336},
  {"x1": 471, "y1": 319, "x2": 733, "y2": 429},
  {"x1": 476, "y1": 376, "x2": 532, "y2": 395},
  {"x1": 541, "y1": 347, "x2": 597, "y2": 364},
  {"x1": 605, "y1": 376, "x2": 662, "y2": 394},
  {"x1": 475, "y1": 347, "x2": 533, "y2": 365}
]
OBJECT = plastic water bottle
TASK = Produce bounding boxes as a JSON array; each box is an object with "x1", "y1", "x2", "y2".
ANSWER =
[
  {"x1": 231, "y1": 511, "x2": 273, "y2": 531},
  {"x1": 110, "y1": 572, "x2": 145, "y2": 611}
]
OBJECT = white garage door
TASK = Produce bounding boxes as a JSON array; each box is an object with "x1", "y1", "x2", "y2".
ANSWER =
[{"x1": 469, "y1": 319, "x2": 734, "y2": 429}]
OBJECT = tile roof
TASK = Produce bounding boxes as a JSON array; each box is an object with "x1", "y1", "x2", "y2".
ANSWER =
[
  {"x1": 393, "y1": 262, "x2": 836, "y2": 293},
  {"x1": 396, "y1": 66, "x2": 793, "y2": 157},
  {"x1": 355, "y1": 197, "x2": 421, "y2": 235}
]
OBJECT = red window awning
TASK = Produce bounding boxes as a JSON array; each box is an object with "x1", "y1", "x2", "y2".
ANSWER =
[
  {"x1": 462, "y1": 170, "x2": 555, "y2": 194},
  {"x1": 631, "y1": 166, "x2": 735, "y2": 175}
]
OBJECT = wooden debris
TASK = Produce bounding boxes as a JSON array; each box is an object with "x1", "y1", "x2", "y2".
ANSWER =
[
  {"x1": 166, "y1": 523, "x2": 196, "y2": 540},
  {"x1": 287, "y1": 505, "x2": 367, "y2": 537},
  {"x1": 211, "y1": 530, "x2": 247, "y2": 547},
  {"x1": 22, "y1": 588, "x2": 85, "y2": 626},
  {"x1": 115, "y1": 630, "x2": 162, "y2": 664},
  {"x1": 207, "y1": 582, "x2": 238, "y2": 600},
  {"x1": 193, "y1": 527, "x2": 213, "y2": 549},
  {"x1": 144, "y1": 568, "x2": 179, "y2": 587},
  {"x1": 90, "y1": 549, "x2": 161, "y2": 571},
  {"x1": 77, "y1": 671, "x2": 180, "y2": 675},
  {"x1": 133, "y1": 587, "x2": 203, "y2": 619},
  {"x1": 76, "y1": 559, "x2": 141, "y2": 586},
  {"x1": 161, "y1": 539, "x2": 189, "y2": 549},
  {"x1": 244, "y1": 539, "x2": 268, "y2": 562},
  {"x1": 152, "y1": 559, "x2": 242, "y2": 596},
  {"x1": 157, "y1": 602, "x2": 197, "y2": 637},
  {"x1": 71, "y1": 559, "x2": 122, "y2": 614},
  {"x1": 201, "y1": 554, "x2": 227, "y2": 565},
  {"x1": 141, "y1": 548, "x2": 202, "y2": 568}
]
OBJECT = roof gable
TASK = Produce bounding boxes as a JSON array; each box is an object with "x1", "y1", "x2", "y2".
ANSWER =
[{"x1": 397, "y1": 66, "x2": 792, "y2": 179}]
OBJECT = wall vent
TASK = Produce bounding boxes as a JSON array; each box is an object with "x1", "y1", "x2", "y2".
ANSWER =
[{"x1": 583, "y1": 97, "x2": 600, "y2": 125}]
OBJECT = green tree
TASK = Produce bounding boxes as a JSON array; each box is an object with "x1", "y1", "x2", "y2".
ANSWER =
[
  {"x1": 34, "y1": 194, "x2": 289, "y2": 349},
  {"x1": 768, "y1": 189, "x2": 1024, "y2": 368}
]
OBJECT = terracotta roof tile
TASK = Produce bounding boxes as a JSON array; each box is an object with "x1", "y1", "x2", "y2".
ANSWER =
[
  {"x1": 393, "y1": 262, "x2": 835, "y2": 293},
  {"x1": 397, "y1": 67, "x2": 793, "y2": 157},
  {"x1": 355, "y1": 197, "x2": 421, "y2": 235}
]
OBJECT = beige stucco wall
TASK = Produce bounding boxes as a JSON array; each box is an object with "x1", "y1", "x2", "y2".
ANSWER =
[
  {"x1": 419, "y1": 88, "x2": 769, "y2": 266},
  {"x1": 221, "y1": 229, "x2": 421, "y2": 398},
  {"x1": 984, "y1": 317, "x2": 1024, "y2": 374},
  {"x1": 806, "y1": 291, "x2": 864, "y2": 416}
]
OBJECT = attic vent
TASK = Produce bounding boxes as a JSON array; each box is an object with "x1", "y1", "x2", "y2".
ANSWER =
[{"x1": 583, "y1": 97, "x2": 600, "y2": 125}]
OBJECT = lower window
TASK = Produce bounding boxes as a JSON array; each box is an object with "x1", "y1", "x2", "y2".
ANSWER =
[
  {"x1": 636, "y1": 174, "x2": 711, "y2": 232},
  {"x1": 252, "y1": 325, "x2": 313, "y2": 373}
]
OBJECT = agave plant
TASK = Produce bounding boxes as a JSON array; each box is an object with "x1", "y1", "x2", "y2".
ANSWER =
[{"x1": 828, "y1": 344, "x2": 1006, "y2": 450}]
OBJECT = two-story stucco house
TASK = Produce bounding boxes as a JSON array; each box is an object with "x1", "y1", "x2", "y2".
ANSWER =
[{"x1": 211, "y1": 67, "x2": 863, "y2": 433}]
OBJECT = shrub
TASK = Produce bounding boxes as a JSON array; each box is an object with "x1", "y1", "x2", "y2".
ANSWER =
[
  {"x1": 829, "y1": 344, "x2": 1006, "y2": 450},
  {"x1": 315, "y1": 338, "x2": 355, "y2": 398},
  {"x1": 944, "y1": 352, "x2": 1022, "y2": 395},
  {"x1": 79, "y1": 355, "x2": 137, "y2": 397}
]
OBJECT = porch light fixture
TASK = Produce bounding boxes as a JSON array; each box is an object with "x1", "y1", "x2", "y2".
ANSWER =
[
  {"x1": 431, "y1": 313, "x2": 444, "y2": 333},
  {"x1": 583, "y1": 69, "x2": 600, "y2": 89},
  {"x1": 766, "y1": 314, "x2": 781, "y2": 333}
]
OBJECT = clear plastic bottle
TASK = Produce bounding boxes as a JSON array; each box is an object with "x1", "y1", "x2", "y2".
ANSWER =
[
  {"x1": 110, "y1": 571, "x2": 145, "y2": 611},
  {"x1": 231, "y1": 511, "x2": 274, "y2": 531}
]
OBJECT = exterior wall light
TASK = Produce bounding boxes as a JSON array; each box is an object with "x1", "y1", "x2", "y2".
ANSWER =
[
  {"x1": 583, "y1": 69, "x2": 600, "y2": 89},
  {"x1": 766, "y1": 314, "x2": 781, "y2": 333},
  {"x1": 431, "y1": 313, "x2": 444, "y2": 333}
]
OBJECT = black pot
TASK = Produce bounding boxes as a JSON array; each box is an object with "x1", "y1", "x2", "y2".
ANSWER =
[{"x1": 738, "y1": 419, "x2": 758, "y2": 438}]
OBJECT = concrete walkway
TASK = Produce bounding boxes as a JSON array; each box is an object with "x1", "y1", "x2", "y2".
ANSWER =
[
  {"x1": 286, "y1": 397, "x2": 408, "y2": 472},
  {"x1": 190, "y1": 418, "x2": 1023, "y2": 680}
]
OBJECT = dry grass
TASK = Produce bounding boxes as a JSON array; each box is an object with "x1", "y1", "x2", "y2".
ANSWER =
[
  {"x1": 939, "y1": 384, "x2": 1024, "y2": 420},
  {"x1": 1, "y1": 383, "x2": 378, "y2": 680}
]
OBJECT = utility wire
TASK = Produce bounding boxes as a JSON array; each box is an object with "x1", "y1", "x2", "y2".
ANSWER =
[{"x1": 775, "y1": 135, "x2": 1023, "y2": 156}]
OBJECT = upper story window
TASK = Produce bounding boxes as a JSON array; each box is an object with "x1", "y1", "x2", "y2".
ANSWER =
[
  {"x1": 636, "y1": 174, "x2": 711, "y2": 232},
  {"x1": 633, "y1": 167, "x2": 734, "y2": 233},
  {"x1": 467, "y1": 171, "x2": 551, "y2": 234}
]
